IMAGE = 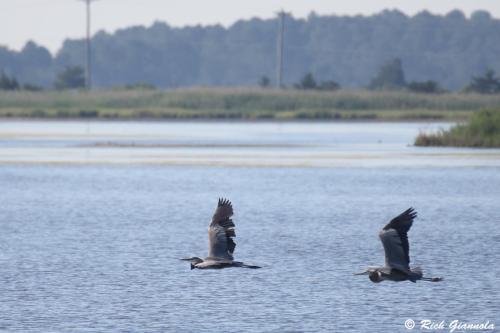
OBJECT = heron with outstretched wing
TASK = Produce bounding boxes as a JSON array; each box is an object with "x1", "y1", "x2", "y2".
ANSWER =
[
  {"x1": 180, "y1": 198, "x2": 261, "y2": 270},
  {"x1": 356, "y1": 208, "x2": 442, "y2": 283}
]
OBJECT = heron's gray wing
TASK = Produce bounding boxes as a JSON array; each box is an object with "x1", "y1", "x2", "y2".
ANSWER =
[
  {"x1": 207, "y1": 198, "x2": 235, "y2": 260},
  {"x1": 212, "y1": 197, "x2": 233, "y2": 225},
  {"x1": 379, "y1": 228, "x2": 411, "y2": 274},
  {"x1": 382, "y1": 207, "x2": 417, "y2": 265}
]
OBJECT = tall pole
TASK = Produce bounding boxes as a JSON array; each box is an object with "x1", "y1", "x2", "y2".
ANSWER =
[
  {"x1": 79, "y1": 0, "x2": 97, "y2": 89},
  {"x1": 86, "y1": 0, "x2": 91, "y2": 89},
  {"x1": 276, "y1": 10, "x2": 285, "y2": 89}
]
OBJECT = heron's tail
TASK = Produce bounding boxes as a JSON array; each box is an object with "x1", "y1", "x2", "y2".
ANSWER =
[
  {"x1": 411, "y1": 266, "x2": 423, "y2": 277},
  {"x1": 408, "y1": 266, "x2": 423, "y2": 282},
  {"x1": 233, "y1": 261, "x2": 261, "y2": 269},
  {"x1": 412, "y1": 266, "x2": 443, "y2": 282}
]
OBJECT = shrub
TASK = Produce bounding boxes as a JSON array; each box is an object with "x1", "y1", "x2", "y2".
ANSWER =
[{"x1": 415, "y1": 108, "x2": 500, "y2": 147}]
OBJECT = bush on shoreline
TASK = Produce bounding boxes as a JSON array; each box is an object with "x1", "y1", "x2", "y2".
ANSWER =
[{"x1": 415, "y1": 109, "x2": 500, "y2": 147}]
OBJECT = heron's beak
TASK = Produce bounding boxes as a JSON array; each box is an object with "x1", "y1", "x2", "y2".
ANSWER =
[{"x1": 353, "y1": 270, "x2": 369, "y2": 275}]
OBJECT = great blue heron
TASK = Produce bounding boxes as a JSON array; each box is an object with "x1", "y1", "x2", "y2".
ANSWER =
[
  {"x1": 356, "y1": 208, "x2": 443, "y2": 283},
  {"x1": 180, "y1": 198, "x2": 261, "y2": 270}
]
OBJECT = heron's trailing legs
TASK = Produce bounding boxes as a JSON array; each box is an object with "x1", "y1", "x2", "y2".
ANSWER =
[
  {"x1": 232, "y1": 261, "x2": 261, "y2": 269},
  {"x1": 421, "y1": 277, "x2": 443, "y2": 282}
]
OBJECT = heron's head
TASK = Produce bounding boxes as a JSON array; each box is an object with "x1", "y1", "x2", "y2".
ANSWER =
[
  {"x1": 187, "y1": 257, "x2": 202, "y2": 270},
  {"x1": 369, "y1": 271, "x2": 382, "y2": 283}
]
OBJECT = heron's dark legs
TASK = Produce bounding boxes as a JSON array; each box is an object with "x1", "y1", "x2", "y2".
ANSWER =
[
  {"x1": 421, "y1": 277, "x2": 443, "y2": 282},
  {"x1": 232, "y1": 261, "x2": 261, "y2": 269}
]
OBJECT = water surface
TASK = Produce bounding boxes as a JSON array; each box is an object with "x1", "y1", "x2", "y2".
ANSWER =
[
  {"x1": 0, "y1": 121, "x2": 499, "y2": 332},
  {"x1": 1, "y1": 120, "x2": 499, "y2": 167}
]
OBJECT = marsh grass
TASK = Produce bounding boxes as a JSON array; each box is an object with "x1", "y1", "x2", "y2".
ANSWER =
[
  {"x1": 1, "y1": 88, "x2": 499, "y2": 120},
  {"x1": 415, "y1": 109, "x2": 500, "y2": 147}
]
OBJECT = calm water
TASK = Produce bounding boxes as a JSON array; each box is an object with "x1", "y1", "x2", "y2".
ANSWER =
[{"x1": 0, "y1": 121, "x2": 499, "y2": 332}]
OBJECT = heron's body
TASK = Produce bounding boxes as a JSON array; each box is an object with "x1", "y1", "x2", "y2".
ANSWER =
[
  {"x1": 364, "y1": 265, "x2": 423, "y2": 283},
  {"x1": 192, "y1": 258, "x2": 232, "y2": 269},
  {"x1": 356, "y1": 208, "x2": 442, "y2": 283},
  {"x1": 180, "y1": 198, "x2": 261, "y2": 270},
  {"x1": 186, "y1": 259, "x2": 259, "y2": 270}
]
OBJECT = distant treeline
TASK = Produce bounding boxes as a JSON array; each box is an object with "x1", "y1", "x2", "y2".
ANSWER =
[
  {"x1": 1, "y1": 10, "x2": 500, "y2": 90},
  {"x1": 1, "y1": 89, "x2": 500, "y2": 120}
]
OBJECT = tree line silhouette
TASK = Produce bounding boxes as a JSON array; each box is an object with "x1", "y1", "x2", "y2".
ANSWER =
[{"x1": 1, "y1": 9, "x2": 500, "y2": 91}]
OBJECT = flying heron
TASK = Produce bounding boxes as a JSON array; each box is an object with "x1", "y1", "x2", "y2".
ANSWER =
[
  {"x1": 356, "y1": 208, "x2": 443, "y2": 283},
  {"x1": 180, "y1": 198, "x2": 261, "y2": 270}
]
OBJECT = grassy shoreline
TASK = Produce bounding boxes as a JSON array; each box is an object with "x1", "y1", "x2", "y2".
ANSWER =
[
  {"x1": 1, "y1": 88, "x2": 499, "y2": 121},
  {"x1": 415, "y1": 109, "x2": 500, "y2": 147}
]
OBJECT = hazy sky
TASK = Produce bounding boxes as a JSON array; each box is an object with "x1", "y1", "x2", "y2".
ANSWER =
[{"x1": 2, "y1": 0, "x2": 500, "y2": 54}]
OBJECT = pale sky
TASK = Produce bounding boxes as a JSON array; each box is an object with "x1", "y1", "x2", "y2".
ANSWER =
[{"x1": 1, "y1": 0, "x2": 500, "y2": 54}]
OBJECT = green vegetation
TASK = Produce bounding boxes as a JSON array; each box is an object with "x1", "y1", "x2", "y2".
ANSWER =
[
  {"x1": 294, "y1": 73, "x2": 340, "y2": 91},
  {"x1": 369, "y1": 58, "x2": 406, "y2": 90},
  {"x1": 0, "y1": 71, "x2": 20, "y2": 90},
  {"x1": 367, "y1": 58, "x2": 445, "y2": 93},
  {"x1": 54, "y1": 66, "x2": 86, "y2": 90},
  {"x1": 0, "y1": 88, "x2": 499, "y2": 120},
  {"x1": 258, "y1": 76, "x2": 271, "y2": 88},
  {"x1": 464, "y1": 70, "x2": 500, "y2": 94},
  {"x1": 415, "y1": 109, "x2": 500, "y2": 147},
  {"x1": 407, "y1": 80, "x2": 443, "y2": 94}
]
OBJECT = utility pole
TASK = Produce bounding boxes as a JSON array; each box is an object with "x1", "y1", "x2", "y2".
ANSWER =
[
  {"x1": 276, "y1": 10, "x2": 286, "y2": 89},
  {"x1": 78, "y1": 0, "x2": 98, "y2": 89}
]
